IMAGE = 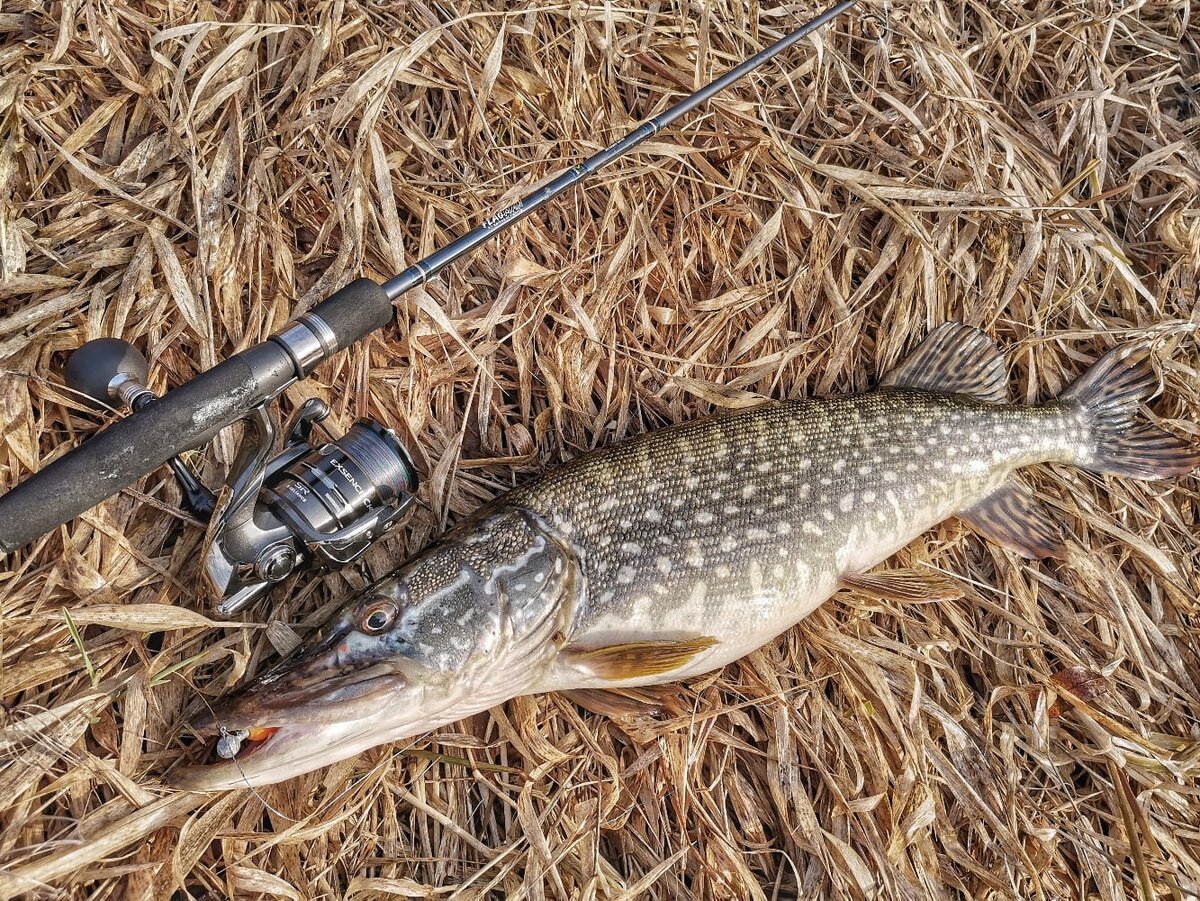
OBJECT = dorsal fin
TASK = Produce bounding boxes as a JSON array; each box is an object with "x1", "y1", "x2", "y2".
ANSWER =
[{"x1": 880, "y1": 323, "x2": 1008, "y2": 403}]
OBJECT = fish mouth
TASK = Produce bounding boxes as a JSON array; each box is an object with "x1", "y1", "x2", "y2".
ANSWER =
[
  {"x1": 168, "y1": 670, "x2": 410, "y2": 791},
  {"x1": 169, "y1": 722, "x2": 325, "y2": 791}
]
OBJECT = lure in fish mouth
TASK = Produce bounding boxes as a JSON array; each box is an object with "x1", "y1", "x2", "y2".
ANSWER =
[
  {"x1": 175, "y1": 612, "x2": 422, "y2": 789},
  {"x1": 171, "y1": 324, "x2": 1199, "y2": 790}
]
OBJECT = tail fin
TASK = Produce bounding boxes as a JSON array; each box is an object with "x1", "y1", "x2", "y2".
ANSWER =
[{"x1": 1060, "y1": 345, "x2": 1199, "y2": 480}]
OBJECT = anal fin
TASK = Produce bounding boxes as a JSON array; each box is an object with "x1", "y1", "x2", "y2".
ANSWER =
[
  {"x1": 562, "y1": 637, "x2": 718, "y2": 681},
  {"x1": 958, "y1": 479, "x2": 1067, "y2": 559},
  {"x1": 841, "y1": 568, "x2": 965, "y2": 602}
]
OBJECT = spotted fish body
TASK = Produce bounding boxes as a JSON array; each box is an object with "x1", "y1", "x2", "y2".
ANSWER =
[
  {"x1": 181, "y1": 325, "x2": 1198, "y2": 789},
  {"x1": 505, "y1": 389, "x2": 1085, "y2": 686}
]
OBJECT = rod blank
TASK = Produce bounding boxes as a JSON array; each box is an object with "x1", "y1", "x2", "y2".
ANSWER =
[{"x1": 382, "y1": 0, "x2": 856, "y2": 300}]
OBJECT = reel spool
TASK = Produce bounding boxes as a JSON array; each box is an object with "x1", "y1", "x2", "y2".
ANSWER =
[{"x1": 66, "y1": 339, "x2": 419, "y2": 615}]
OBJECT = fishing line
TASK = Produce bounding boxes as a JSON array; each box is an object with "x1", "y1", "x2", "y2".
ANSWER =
[{"x1": 177, "y1": 686, "x2": 301, "y2": 823}]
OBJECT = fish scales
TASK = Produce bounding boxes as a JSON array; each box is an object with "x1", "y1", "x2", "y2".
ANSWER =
[
  {"x1": 178, "y1": 324, "x2": 1199, "y2": 789},
  {"x1": 509, "y1": 389, "x2": 1086, "y2": 682}
]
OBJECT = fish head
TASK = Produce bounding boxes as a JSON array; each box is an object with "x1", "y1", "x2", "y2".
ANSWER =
[{"x1": 172, "y1": 507, "x2": 577, "y2": 790}]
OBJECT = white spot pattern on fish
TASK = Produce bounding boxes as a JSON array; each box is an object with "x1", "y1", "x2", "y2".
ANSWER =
[{"x1": 471, "y1": 387, "x2": 1104, "y2": 645}]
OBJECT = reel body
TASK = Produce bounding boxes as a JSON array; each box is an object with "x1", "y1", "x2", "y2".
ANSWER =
[{"x1": 206, "y1": 401, "x2": 418, "y2": 614}]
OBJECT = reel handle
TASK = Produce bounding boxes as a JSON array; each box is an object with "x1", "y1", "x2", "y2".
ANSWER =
[
  {"x1": 66, "y1": 339, "x2": 219, "y2": 518},
  {"x1": 0, "y1": 342, "x2": 295, "y2": 553}
]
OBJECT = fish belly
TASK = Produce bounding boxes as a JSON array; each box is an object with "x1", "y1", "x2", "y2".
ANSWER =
[{"x1": 514, "y1": 389, "x2": 1078, "y2": 688}]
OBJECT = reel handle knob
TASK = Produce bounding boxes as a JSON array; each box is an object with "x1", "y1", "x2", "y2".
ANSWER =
[{"x1": 65, "y1": 338, "x2": 151, "y2": 408}]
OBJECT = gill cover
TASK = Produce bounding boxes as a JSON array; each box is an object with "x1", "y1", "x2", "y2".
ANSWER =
[{"x1": 368, "y1": 505, "x2": 581, "y2": 685}]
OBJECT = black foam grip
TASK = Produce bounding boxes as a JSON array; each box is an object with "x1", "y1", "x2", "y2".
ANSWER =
[
  {"x1": 0, "y1": 342, "x2": 296, "y2": 554},
  {"x1": 306, "y1": 278, "x2": 394, "y2": 352}
]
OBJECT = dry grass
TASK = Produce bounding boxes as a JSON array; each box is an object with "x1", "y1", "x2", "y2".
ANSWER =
[{"x1": 1, "y1": 0, "x2": 1199, "y2": 898}]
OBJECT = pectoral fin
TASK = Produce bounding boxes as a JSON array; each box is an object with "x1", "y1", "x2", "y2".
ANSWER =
[
  {"x1": 841, "y1": 568, "x2": 965, "y2": 601},
  {"x1": 958, "y1": 479, "x2": 1068, "y2": 559},
  {"x1": 561, "y1": 637, "x2": 718, "y2": 681}
]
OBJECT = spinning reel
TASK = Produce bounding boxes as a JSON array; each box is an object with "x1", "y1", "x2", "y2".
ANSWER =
[{"x1": 65, "y1": 338, "x2": 419, "y2": 615}]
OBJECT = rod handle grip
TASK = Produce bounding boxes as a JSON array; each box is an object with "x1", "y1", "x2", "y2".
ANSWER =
[
  {"x1": 0, "y1": 343, "x2": 295, "y2": 553},
  {"x1": 306, "y1": 278, "x2": 395, "y2": 354}
]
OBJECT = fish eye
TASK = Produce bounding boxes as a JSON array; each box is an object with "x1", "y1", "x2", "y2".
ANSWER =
[{"x1": 358, "y1": 598, "x2": 397, "y2": 635}]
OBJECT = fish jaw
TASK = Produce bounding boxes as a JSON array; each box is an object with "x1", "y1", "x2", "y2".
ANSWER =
[
  {"x1": 171, "y1": 663, "x2": 443, "y2": 790},
  {"x1": 171, "y1": 721, "x2": 359, "y2": 791},
  {"x1": 171, "y1": 662, "x2": 492, "y2": 790},
  {"x1": 171, "y1": 607, "x2": 456, "y2": 789},
  {"x1": 170, "y1": 659, "x2": 547, "y2": 790},
  {"x1": 170, "y1": 683, "x2": 483, "y2": 790}
]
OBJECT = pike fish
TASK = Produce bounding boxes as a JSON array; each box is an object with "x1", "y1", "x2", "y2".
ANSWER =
[{"x1": 175, "y1": 324, "x2": 1197, "y2": 789}]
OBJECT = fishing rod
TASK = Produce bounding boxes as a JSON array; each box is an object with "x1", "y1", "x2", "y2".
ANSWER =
[{"x1": 0, "y1": 1, "x2": 857, "y2": 612}]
